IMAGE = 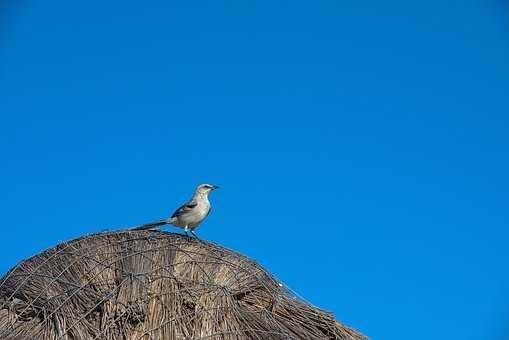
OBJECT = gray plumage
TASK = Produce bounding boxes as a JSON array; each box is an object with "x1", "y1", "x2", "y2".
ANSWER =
[{"x1": 133, "y1": 184, "x2": 219, "y2": 237}]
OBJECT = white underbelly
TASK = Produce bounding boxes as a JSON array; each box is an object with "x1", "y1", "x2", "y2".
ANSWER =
[{"x1": 175, "y1": 206, "x2": 210, "y2": 229}]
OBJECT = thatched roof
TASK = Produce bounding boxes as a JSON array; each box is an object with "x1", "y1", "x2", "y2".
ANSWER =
[{"x1": 0, "y1": 230, "x2": 366, "y2": 339}]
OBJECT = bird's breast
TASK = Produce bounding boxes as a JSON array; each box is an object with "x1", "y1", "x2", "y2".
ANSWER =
[{"x1": 178, "y1": 202, "x2": 210, "y2": 228}]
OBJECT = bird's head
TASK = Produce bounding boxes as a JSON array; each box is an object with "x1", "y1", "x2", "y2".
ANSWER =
[{"x1": 195, "y1": 183, "x2": 219, "y2": 197}]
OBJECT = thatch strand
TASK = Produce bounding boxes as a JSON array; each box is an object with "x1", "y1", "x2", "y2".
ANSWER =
[{"x1": 0, "y1": 230, "x2": 366, "y2": 339}]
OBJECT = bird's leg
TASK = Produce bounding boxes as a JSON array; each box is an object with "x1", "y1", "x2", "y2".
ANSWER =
[
  {"x1": 190, "y1": 230, "x2": 199, "y2": 239},
  {"x1": 184, "y1": 226, "x2": 190, "y2": 237}
]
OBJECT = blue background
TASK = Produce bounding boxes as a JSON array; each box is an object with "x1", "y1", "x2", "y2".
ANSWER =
[{"x1": 1, "y1": 1, "x2": 508, "y2": 339}]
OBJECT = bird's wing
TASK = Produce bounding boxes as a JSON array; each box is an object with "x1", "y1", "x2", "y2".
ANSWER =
[{"x1": 171, "y1": 199, "x2": 198, "y2": 218}]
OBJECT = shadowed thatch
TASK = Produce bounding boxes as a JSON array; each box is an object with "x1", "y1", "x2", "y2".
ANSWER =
[{"x1": 0, "y1": 230, "x2": 366, "y2": 339}]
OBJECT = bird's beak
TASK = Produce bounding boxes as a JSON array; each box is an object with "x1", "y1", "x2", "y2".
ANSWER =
[{"x1": 212, "y1": 185, "x2": 220, "y2": 190}]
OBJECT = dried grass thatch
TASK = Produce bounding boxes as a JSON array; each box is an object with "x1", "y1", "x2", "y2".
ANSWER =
[{"x1": 0, "y1": 230, "x2": 366, "y2": 339}]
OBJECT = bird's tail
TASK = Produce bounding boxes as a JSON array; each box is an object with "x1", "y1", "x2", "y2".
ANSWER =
[{"x1": 131, "y1": 218, "x2": 171, "y2": 231}]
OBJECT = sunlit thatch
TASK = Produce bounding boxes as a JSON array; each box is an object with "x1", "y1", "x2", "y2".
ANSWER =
[{"x1": 0, "y1": 230, "x2": 366, "y2": 339}]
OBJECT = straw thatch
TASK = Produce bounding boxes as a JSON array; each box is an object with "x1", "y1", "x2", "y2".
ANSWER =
[{"x1": 0, "y1": 230, "x2": 366, "y2": 339}]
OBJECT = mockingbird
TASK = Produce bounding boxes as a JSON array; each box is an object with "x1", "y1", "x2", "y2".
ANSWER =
[{"x1": 132, "y1": 183, "x2": 219, "y2": 237}]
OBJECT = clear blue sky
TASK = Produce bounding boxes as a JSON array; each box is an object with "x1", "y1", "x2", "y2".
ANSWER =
[{"x1": 1, "y1": 1, "x2": 508, "y2": 339}]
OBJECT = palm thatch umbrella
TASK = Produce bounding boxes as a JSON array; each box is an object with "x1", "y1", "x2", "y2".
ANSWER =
[{"x1": 0, "y1": 230, "x2": 366, "y2": 339}]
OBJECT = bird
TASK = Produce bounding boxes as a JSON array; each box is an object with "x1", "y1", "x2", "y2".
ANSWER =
[{"x1": 132, "y1": 183, "x2": 219, "y2": 237}]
